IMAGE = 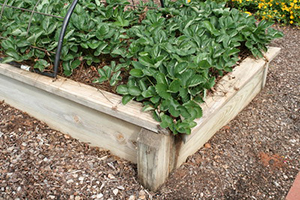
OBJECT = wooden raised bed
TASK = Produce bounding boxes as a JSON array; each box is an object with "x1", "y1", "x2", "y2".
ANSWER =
[{"x1": 0, "y1": 47, "x2": 280, "y2": 191}]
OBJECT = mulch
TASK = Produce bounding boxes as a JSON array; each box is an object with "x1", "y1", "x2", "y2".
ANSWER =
[{"x1": 1, "y1": 25, "x2": 299, "y2": 199}]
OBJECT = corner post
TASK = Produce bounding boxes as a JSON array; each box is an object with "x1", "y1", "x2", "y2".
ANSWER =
[{"x1": 137, "y1": 128, "x2": 176, "y2": 191}]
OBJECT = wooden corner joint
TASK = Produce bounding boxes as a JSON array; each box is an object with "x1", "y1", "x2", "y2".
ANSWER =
[{"x1": 136, "y1": 128, "x2": 177, "y2": 191}]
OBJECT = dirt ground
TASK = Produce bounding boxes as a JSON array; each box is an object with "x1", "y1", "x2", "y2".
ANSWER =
[{"x1": 0, "y1": 25, "x2": 299, "y2": 199}]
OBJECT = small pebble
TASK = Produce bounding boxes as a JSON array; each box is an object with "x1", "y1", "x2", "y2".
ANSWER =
[
  {"x1": 108, "y1": 174, "x2": 115, "y2": 179},
  {"x1": 74, "y1": 196, "x2": 81, "y2": 200},
  {"x1": 117, "y1": 186, "x2": 125, "y2": 190},
  {"x1": 67, "y1": 179, "x2": 74, "y2": 184},
  {"x1": 204, "y1": 143, "x2": 211, "y2": 148},
  {"x1": 113, "y1": 189, "x2": 119, "y2": 196},
  {"x1": 128, "y1": 195, "x2": 135, "y2": 200},
  {"x1": 49, "y1": 195, "x2": 56, "y2": 199},
  {"x1": 139, "y1": 190, "x2": 146, "y2": 199}
]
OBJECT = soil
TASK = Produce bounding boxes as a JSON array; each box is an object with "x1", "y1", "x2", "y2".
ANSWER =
[{"x1": 0, "y1": 25, "x2": 299, "y2": 199}]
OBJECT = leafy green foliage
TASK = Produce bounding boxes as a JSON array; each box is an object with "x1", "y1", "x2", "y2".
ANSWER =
[
  {"x1": 115, "y1": 0, "x2": 282, "y2": 134},
  {"x1": 0, "y1": 0, "x2": 283, "y2": 134}
]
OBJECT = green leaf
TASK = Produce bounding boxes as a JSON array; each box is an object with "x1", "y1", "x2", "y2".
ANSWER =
[
  {"x1": 1, "y1": 40, "x2": 14, "y2": 50},
  {"x1": 142, "y1": 87, "x2": 155, "y2": 98},
  {"x1": 27, "y1": 30, "x2": 44, "y2": 44},
  {"x1": 97, "y1": 68, "x2": 107, "y2": 78},
  {"x1": 155, "y1": 72, "x2": 167, "y2": 84},
  {"x1": 130, "y1": 69, "x2": 144, "y2": 77},
  {"x1": 139, "y1": 56, "x2": 154, "y2": 67},
  {"x1": 110, "y1": 71, "x2": 121, "y2": 86},
  {"x1": 179, "y1": 106, "x2": 191, "y2": 119},
  {"x1": 0, "y1": 57, "x2": 15, "y2": 63},
  {"x1": 184, "y1": 101, "x2": 202, "y2": 119},
  {"x1": 204, "y1": 77, "x2": 216, "y2": 89},
  {"x1": 88, "y1": 40, "x2": 102, "y2": 49},
  {"x1": 179, "y1": 69, "x2": 193, "y2": 87},
  {"x1": 35, "y1": 59, "x2": 50, "y2": 72},
  {"x1": 150, "y1": 96, "x2": 161, "y2": 104},
  {"x1": 198, "y1": 60, "x2": 210, "y2": 69},
  {"x1": 5, "y1": 48, "x2": 20, "y2": 60},
  {"x1": 155, "y1": 83, "x2": 171, "y2": 99},
  {"x1": 138, "y1": 79, "x2": 147, "y2": 91},
  {"x1": 160, "y1": 114, "x2": 173, "y2": 129},
  {"x1": 112, "y1": 48, "x2": 127, "y2": 56},
  {"x1": 169, "y1": 79, "x2": 181, "y2": 93},
  {"x1": 128, "y1": 86, "x2": 141, "y2": 96},
  {"x1": 42, "y1": 17, "x2": 50, "y2": 31},
  {"x1": 116, "y1": 85, "x2": 129, "y2": 95},
  {"x1": 122, "y1": 95, "x2": 134, "y2": 105},
  {"x1": 202, "y1": 21, "x2": 219, "y2": 36},
  {"x1": 96, "y1": 24, "x2": 110, "y2": 39},
  {"x1": 11, "y1": 29, "x2": 25, "y2": 36},
  {"x1": 142, "y1": 105, "x2": 155, "y2": 112},
  {"x1": 174, "y1": 62, "x2": 188, "y2": 74},
  {"x1": 94, "y1": 43, "x2": 108, "y2": 56},
  {"x1": 71, "y1": 60, "x2": 81, "y2": 69},
  {"x1": 114, "y1": 16, "x2": 129, "y2": 27},
  {"x1": 187, "y1": 75, "x2": 205, "y2": 87}
]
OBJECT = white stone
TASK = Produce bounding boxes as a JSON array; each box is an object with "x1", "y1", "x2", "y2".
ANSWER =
[
  {"x1": 128, "y1": 195, "x2": 135, "y2": 200},
  {"x1": 108, "y1": 174, "x2": 115, "y2": 179},
  {"x1": 113, "y1": 189, "x2": 119, "y2": 196},
  {"x1": 117, "y1": 186, "x2": 125, "y2": 190}
]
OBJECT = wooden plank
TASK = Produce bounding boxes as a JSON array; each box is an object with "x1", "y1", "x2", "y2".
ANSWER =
[
  {"x1": 262, "y1": 63, "x2": 270, "y2": 88},
  {"x1": 0, "y1": 74, "x2": 141, "y2": 163},
  {"x1": 137, "y1": 129, "x2": 175, "y2": 191},
  {"x1": 0, "y1": 64, "x2": 160, "y2": 133},
  {"x1": 177, "y1": 47, "x2": 281, "y2": 167}
]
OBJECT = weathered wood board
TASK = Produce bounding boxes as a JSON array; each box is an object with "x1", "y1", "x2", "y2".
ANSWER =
[
  {"x1": 178, "y1": 47, "x2": 281, "y2": 167},
  {"x1": 0, "y1": 47, "x2": 281, "y2": 191},
  {"x1": 0, "y1": 69, "x2": 148, "y2": 163}
]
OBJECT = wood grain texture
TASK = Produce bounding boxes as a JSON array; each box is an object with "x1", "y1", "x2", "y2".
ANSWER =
[
  {"x1": 177, "y1": 47, "x2": 281, "y2": 166},
  {"x1": 0, "y1": 74, "x2": 141, "y2": 163},
  {"x1": 0, "y1": 64, "x2": 160, "y2": 133},
  {"x1": 137, "y1": 129, "x2": 175, "y2": 191}
]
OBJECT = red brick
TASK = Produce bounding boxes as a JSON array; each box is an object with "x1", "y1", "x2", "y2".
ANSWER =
[{"x1": 286, "y1": 172, "x2": 300, "y2": 200}]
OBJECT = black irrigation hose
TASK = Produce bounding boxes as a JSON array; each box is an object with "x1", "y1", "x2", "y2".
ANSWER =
[
  {"x1": 160, "y1": 0, "x2": 165, "y2": 8},
  {"x1": 52, "y1": 0, "x2": 78, "y2": 78}
]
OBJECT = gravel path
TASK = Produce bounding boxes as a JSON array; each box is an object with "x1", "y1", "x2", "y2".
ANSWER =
[{"x1": 1, "y1": 25, "x2": 299, "y2": 200}]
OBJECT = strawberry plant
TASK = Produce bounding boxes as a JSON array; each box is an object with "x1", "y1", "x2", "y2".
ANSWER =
[{"x1": 0, "y1": 0, "x2": 283, "y2": 134}]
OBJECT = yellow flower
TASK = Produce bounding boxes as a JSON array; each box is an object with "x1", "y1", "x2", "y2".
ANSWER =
[
  {"x1": 245, "y1": 11, "x2": 252, "y2": 15},
  {"x1": 290, "y1": 20, "x2": 294, "y2": 24},
  {"x1": 290, "y1": 15, "x2": 294, "y2": 19},
  {"x1": 293, "y1": 0, "x2": 297, "y2": 3}
]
